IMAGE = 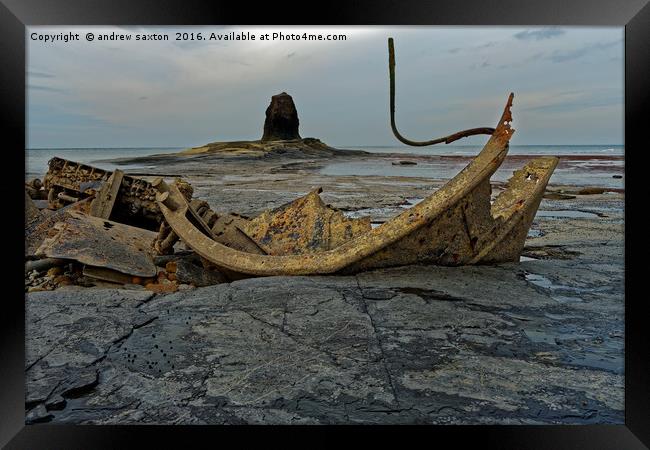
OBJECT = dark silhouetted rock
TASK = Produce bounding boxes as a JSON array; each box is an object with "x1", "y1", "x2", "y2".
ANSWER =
[
  {"x1": 261, "y1": 92, "x2": 301, "y2": 142},
  {"x1": 578, "y1": 187, "x2": 607, "y2": 195}
]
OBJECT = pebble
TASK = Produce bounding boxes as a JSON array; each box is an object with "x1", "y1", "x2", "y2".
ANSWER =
[
  {"x1": 47, "y1": 266, "x2": 64, "y2": 277},
  {"x1": 578, "y1": 187, "x2": 607, "y2": 195},
  {"x1": 122, "y1": 283, "x2": 146, "y2": 291},
  {"x1": 165, "y1": 261, "x2": 178, "y2": 273},
  {"x1": 28, "y1": 286, "x2": 47, "y2": 293}
]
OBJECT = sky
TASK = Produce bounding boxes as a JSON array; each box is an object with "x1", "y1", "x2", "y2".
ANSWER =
[{"x1": 27, "y1": 26, "x2": 624, "y2": 148}]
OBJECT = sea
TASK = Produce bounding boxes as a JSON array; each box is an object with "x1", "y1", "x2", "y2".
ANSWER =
[
  {"x1": 344, "y1": 144, "x2": 624, "y2": 157},
  {"x1": 25, "y1": 147, "x2": 185, "y2": 178},
  {"x1": 25, "y1": 145, "x2": 624, "y2": 187},
  {"x1": 329, "y1": 145, "x2": 625, "y2": 188}
]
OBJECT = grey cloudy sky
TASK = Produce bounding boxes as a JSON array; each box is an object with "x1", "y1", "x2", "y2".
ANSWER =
[{"x1": 27, "y1": 26, "x2": 623, "y2": 148}]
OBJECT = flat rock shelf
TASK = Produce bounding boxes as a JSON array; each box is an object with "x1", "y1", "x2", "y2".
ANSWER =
[
  {"x1": 26, "y1": 238, "x2": 623, "y2": 424},
  {"x1": 25, "y1": 141, "x2": 625, "y2": 425}
]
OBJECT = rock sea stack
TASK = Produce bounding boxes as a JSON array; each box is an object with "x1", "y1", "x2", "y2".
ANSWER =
[
  {"x1": 174, "y1": 92, "x2": 367, "y2": 158},
  {"x1": 261, "y1": 92, "x2": 301, "y2": 142}
]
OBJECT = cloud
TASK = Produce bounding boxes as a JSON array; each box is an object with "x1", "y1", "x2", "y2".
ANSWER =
[
  {"x1": 28, "y1": 84, "x2": 66, "y2": 93},
  {"x1": 521, "y1": 89, "x2": 621, "y2": 113},
  {"x1": 448, "y1": 40, "x2": 500, "y2": 54},
  {"x1": 514, "y1": 28, "x2": 566, "y2": 41},
  {"x1": 527, "y1": 52, "x2": 545, "y2": 61},
  {"x1": 470, "y1": 60, "x2": 491, "y2": 70},
  {"x1": 26, "y1": 26, "x2": 623, "y2": 147},
  {"x1": 223, "y1": 58, "x2": 252, "y2": 66},
  {"x1": 548, "y1": 40, "x2": 621, "y2": 63},
  {"x1": 28, "y1": 71, "x2": 55, "y2": 78}
]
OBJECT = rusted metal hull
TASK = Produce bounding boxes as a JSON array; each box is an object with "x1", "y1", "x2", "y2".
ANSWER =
[
  {"x1": 35, "y1": 211, "x2": 158, "y2": 278},
  {"x1": 43, "y1": 157, "x2": 163, "y2": 230},
  {"x1": 153, "y1": 94, "x2": 559, "y2": 277}
]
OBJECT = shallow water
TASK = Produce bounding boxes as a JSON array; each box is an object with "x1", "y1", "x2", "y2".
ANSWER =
[
  {"x1": 536, "y1": 210, "x2": 600, "y2": 219},
  {"x1": 346, "y1": 144, "x2": 624, "y2": 157},
  {"x1": 320, "y1": 159, "x2": 624, "y2": 189},
  {"x1": 25, "y1": 147, "x2": 184, "y2": 178}
]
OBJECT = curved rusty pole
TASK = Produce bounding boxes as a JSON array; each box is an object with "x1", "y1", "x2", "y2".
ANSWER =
[{"x1": 388, "y1": 37, "x2": 495, "y2": 146}]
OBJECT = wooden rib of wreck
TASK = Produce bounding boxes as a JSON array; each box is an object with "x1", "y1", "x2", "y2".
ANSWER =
[{"x1": 154, "y1": 92, "x2": 559, "y2": 277}]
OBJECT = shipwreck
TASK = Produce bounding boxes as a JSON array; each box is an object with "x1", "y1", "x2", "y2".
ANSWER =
[{"x1": 25, "y1": 37, "x2": 558, "y2": 289}]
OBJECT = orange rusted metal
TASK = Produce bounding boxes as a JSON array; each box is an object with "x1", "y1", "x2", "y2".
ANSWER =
[
  {"x1": 43, "y1": 157, "x2": 163, "y2": 229},
  {"x1": 239, "y1": 188, "x2": 371, "y2": 255},
  {"x1": 35, "y1": 211, "x2": 158, "y2": 277}
]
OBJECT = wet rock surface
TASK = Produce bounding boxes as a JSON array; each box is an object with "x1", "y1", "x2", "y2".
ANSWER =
[
  {"x1": 26, "y1": 215, "x2": 624, "y2": 424},
  {"x1": 26, "y1": 146, "x2": 624, "y2": 424}
]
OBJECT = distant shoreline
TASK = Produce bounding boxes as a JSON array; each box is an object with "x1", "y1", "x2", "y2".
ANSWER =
[{"x1": 25, "y1": 147, "x2": 625, "y2": 190}]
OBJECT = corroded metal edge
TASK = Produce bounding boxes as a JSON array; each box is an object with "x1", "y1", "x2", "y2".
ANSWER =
[{"x1": 471, "y1": 155, "x2": 559, "y2": 264}]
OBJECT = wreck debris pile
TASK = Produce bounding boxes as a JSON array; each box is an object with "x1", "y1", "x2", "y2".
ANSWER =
[
  {"x1": 24, "y1": 39, "x2": 559, "y2": 293},
  {"x1": 25, "y1": 98, "x2": 558, "y2": 292},
  {"x1": 40, "y1": 157, "x2": 165, "y2": 229},
  {"x1": 25, "y1": 157, "x2": 225, "y2": 293}
]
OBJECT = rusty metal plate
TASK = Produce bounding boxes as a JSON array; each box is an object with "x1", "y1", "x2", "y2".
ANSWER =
[
  {"x1": 35, "y1": 211, "x2": 158, "y2": 277},
  {"x1": 26, "y1": 197, "x2": 94, "y2": 258},
  {"x1": 211, "y1": 213, "x2": 267, "y2": 254},
  {"x1": 239, "y1": 188, "x2": 371, "y2": 255},
  {"x1": 82, "y1": 265, "x2": 139, "y2": 284}
]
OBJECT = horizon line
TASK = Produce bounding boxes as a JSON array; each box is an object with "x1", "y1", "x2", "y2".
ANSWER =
[{"x1": 26, "y1": 143, "x2": 625, "y2": 150}]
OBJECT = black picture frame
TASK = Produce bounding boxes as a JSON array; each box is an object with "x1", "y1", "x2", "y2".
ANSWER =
[{"x1": 2, "y1": 0, "x2": 648, "y2": 447}]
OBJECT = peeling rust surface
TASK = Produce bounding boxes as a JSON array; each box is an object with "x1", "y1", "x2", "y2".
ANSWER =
[
  {"x1": 477, "y1": 156, "x2": 559, "y2": 264},
  {"x1": 239, "y1": 188, "x2": 371, "y2": 255},
  {"x1": 211, "y1": 213, "x2": 266, "y2": 254},
  {"x1": 25, "y1": 197, "x2": 94, "y2": 258},
  {"x1": 35, "y1": 211, "x2": 158, "y2": 277}
]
